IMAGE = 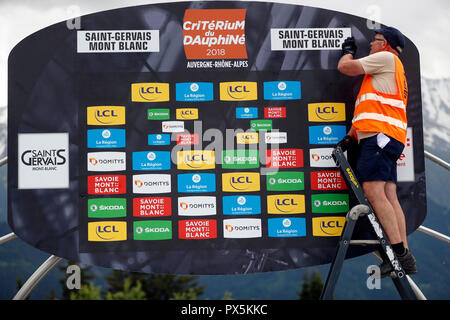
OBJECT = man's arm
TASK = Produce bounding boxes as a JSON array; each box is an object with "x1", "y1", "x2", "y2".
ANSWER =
[{"x1": 338, "y1": 54, "x2": 365, "y2": 77}]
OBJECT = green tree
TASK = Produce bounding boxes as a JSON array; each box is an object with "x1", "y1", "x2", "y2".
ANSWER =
[
  {"x1": 70, "y1": 282, "x2": 102, "y2": 300},
  {"x1": 104, "y1": 277, "x2": 146, "y2": 300},
  {"x1": 297, "y1": 269, "x2": 324, "y2": 300}
]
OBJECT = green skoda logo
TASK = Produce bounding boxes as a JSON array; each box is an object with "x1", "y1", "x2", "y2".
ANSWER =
[
  {"x1": 87, "y1": 198, "x2": 126, "y2": 218},
  {"x1": 250, "y1": 120, "x2": 272, "y2": 131},
  {"x1": 133, "y1": 221, "x2": 172, "y2": 240},
  {"x1": 147, "y1": 108, "x2": 170, "y2": 120},
  {"x1": 266, "y1": 171, "x2": 304, "y2": 191},
  {"x1": 311, "y1": 194, "x2": 349, "y2": 213},
  {"x1": 222, "y1": 150, "x2": 259, "y2": 169}
]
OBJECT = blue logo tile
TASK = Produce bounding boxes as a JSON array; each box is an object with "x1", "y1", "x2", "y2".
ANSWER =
[
  {"x1": 236, "y1": 107, "x2": 258, "y2": 119},
  {"x1": 148, "y1": 134, "x2": 171, "y2": 146},
  {"x1": 263, "y1": 81, "x2": 301, "y2": 100},
  {"x1": 222, "y1": 195, "x2": 261, "y2": 215},
  {"x1": 177, "y1": 173, "x2": 216, "y2": 193},
  {"x1": 268, "y1": 218, "x2": 306, "y2": 237},
  {"x1": 87, "y1": 129, "x2": 125, "y2": 148},
  {"x1": 176, "y1": 82, "x2": 213, "y2": 102},
  {"x1": 132, "y1": 151, "x2": 171, "y2": 171},
  {"x1": 309, "y1": 125, "x2": 346, "y2": 145}
]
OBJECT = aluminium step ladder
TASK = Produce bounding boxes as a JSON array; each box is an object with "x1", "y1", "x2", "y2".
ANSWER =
[{"x1": 320, "y1": 146, "x2": 418, "y2": 300}]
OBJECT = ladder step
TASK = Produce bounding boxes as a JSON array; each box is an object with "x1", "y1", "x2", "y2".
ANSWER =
[{"x1": 349, "y1": 240, "x2": 380, "y2": 245}]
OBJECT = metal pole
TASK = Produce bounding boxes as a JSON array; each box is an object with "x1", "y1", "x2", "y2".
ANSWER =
[
  {"x1": 424, "y1": 151, "x2": 450, "y2": 171},
  {"x1": 13, "y1": 255, "x2": 63, "y2": 300},
  {"x1": 0, "y1": 156, "x2": 7, "y2": 167},
  {"x1": 417, "y1": 226, "x2": 450, "y2": 244},
  {"x1": 0, "y1": 232, "x2": 18, "y2": 246},
  {"x1": 406, "y1": 275, "x2": 427, "y2": 300}
]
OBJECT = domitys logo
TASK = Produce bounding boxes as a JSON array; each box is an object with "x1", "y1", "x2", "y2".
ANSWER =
[{"x1": 183, "y1": 9, "x2": 247, "y2": 59}]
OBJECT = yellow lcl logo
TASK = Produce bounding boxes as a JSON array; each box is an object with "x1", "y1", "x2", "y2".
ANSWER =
[
  {"x1": 87, "y1": 106, "x2": 125, "y2": 125},
  {"x1": 220, "y1": 82, "x2": 257, "y2": 101},
  {"x1": 131, "y1": 83, "x2": 170, "y2": 102}
]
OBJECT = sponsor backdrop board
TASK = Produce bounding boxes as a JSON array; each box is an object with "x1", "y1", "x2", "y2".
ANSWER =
[{"x1": 8, "y1": 1, "x2": 426, "y2": 274}]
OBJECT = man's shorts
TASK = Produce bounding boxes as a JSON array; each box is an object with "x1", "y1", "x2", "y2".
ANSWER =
[{"x1": 355, "y1": 133, "x2": 405, "y2": 183}]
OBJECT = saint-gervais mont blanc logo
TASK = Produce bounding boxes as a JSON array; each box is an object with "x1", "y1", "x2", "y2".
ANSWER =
[
  {"x1": 183, "y1": 9, "x2": 247, "y2": 59},
  {"x1": 268, "y1": 218, "x2": 306, "y2": 238},
  {"x1": 88, "y1": 221, "x2": 127, "y2": 242},
  {"x1": 223, "y1": 218, "x2": 262, "y2": 239},
  {"x1": 18, "y1": 133, "x2": 69, "y2": 189},
  {"x1": 177, "y1": 173, "x2": 216, "y2": 193},
  {"x1": 87, "y1": 106, "x2": 125, "y2": 125},
  {"x1": 87, "y1": 152, "x2": 126, "y2": 171},
  {"x1": 178, "y1": 196, "x2": 216, "y2": 216},
  {"x1": 131, "y1": 83, "x2": 169, "y2": 102},
  {"x1": 308, "y1": 103, "x2": 346, "y2": 122}
]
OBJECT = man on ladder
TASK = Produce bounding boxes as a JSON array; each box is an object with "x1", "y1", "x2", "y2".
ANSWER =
[{"x1": 336, "y1": 26, "x2": 418, "y2": 277}]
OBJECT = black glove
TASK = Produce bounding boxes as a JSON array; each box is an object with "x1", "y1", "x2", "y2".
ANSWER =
[
  {"x1": 336, "y1": 135, "x2": 355, "y2": 152},
  {"x1": 342, "y1": 37, "x2": 357, "y2": 57}
]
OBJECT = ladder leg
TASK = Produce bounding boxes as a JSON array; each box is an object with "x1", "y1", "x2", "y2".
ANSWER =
[{"x1": 320, "y1": 206, "x2": 365, "y2": 300}]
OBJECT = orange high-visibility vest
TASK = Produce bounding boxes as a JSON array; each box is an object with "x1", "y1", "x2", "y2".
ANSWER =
[{"x1": 352, "y1": 54, "x2": 408, "y2": 145}]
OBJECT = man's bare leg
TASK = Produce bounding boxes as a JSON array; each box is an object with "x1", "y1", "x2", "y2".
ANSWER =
[
  {"x1": 384, "y1": 181, "x2": 408, "y2": 249},
  {"x1": 362, "y1": 180, "x2": 402, "y2": 244}
]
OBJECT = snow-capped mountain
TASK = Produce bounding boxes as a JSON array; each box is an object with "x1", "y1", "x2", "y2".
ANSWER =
[{"x1": 421, "y1": 77, "x2": 450, "y2": 159}]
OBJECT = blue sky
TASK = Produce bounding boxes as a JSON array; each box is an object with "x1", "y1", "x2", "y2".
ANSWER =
[{"x1": 1, "y1": 0, "x2": 449, "y2": 106}]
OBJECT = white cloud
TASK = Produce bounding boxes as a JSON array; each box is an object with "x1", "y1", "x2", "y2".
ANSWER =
[{"x1": 1, "y1": 0, "x2": 449, "y2": 105}]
